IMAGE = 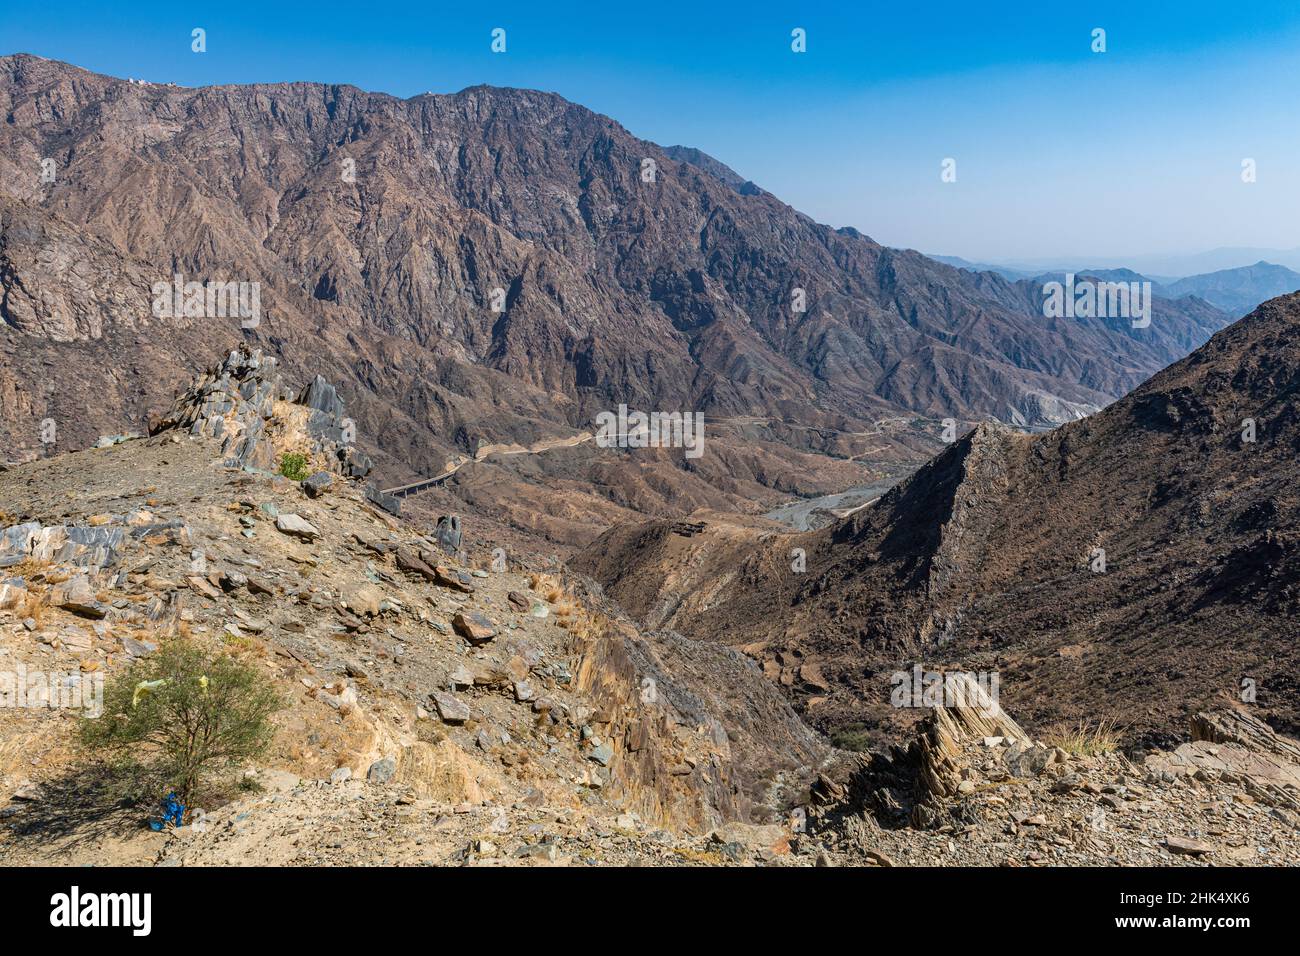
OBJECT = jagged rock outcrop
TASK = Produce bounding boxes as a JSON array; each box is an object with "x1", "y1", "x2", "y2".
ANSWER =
[
  {"x1": 1145, "y1": 710, "x2": 1300, "y2": 811},
  {"x1": 911, "y1": 674, "x2": 1032, "y2": 807},
  {"x1": 150, "y1": 345, "x2": 372, "y2": 480},
  {"x1": 811, "y1": 694, "x2": 1300, "y2": 866}
]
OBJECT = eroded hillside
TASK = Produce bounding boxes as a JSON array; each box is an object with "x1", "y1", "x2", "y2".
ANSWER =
[
  {"x1": 0, "y1": 54, "x2": 1232, "y2": 546},
  {"x1": 0, "y1": 349, "x2": 830, "y2": 865},
  {"x1": 577, "y1": 293, "x2": 1300, "y2": 747}
]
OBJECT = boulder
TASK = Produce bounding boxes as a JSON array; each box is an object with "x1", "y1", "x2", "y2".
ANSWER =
[
  {"x1": 218, "y1": 569, "x2": 247, "y2": 591},
  {"x1": 340, "y1": 448, "x2": 372, "y2": 479},
  {"x1": 1165, "y1": 835, "x2": 1214, "y2": 856},
  {"x1": 708, "y1": 822, "x2": 792, "y2": 857},
  {"x1": 301, "y1": 472, "x2": 333, "y2": 498},
  {"x1": 343, "y1": 585, "x2": 383, "y2": 618},
  {"x1": 364, "y1": 485, "x2": 401, "y2": 517},
  {"x1": 432, "y1": 565, "x2": 475, "y2": 594},
  {"x1": 1003, "y1": 741, "x2": 1053, "y2": 778},
  {"x1": 298, "y1": 376, "x2": 344, "y2": 418},
  {"x1": 318, "y1": 684, "x2": 358, "y2": 713},
  {"x1": 396, "y1": 549, "x2": 437, "y2": 582},
  {"x1": 50, "y1": 575, "x2": 106, "y2": 618},
  {"x1": 275, "y1": 513, "x2": 320, "y2": 540},
  {"x1": 452, "y1": 611, "x2": 496, "y2": 645},
  {"x1": 0, "y1": 523, "x2": 41, "y2": 564},
  {"x1": 0, "y1": 577, "x2": 28, "y2": 610},
  {"x1": 11, "y1": 780, "x2": 44, "y2": 802},
  {"x1": 121, "y1": 637, "x2": 158, "y2": 657},
  {"x1": 367, "y1": 757, "x2": 397, "y2": 785},
  {"x1": 187, "y1": 575, "x2": 222, "y2": 599},
  {"x1": 430, "y1": 690, "x2": 470, "y2": 724},
  {"x1": 435, "y1": 515, "x2": 462, "y2": 553}
]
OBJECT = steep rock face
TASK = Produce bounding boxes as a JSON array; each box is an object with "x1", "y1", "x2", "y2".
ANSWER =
[
  {"x1": 0, "y1": 55, "x2": 1229, "y2": 519},
  {"x1": 567, "y1": 601, "x2": 827, "y2": 827},
  {"x1": 149, "y1": 345, "x2": 374, "y2": 479},
  {"x1": 578, "y1": 293, "x2": 1300, "y2": 744}
]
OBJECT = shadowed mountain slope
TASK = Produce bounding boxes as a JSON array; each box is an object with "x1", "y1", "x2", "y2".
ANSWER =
[{"x1": 577, "y1": 292, "x2": 1300, "y2": 745}]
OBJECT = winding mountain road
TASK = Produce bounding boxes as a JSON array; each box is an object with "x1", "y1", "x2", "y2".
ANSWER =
[
  {"x1": 382, "y1": 414, "x2": 915, "y2": 499},
  {"x1": 382, "y1": 433, "x2": 594, "y2": 498}
]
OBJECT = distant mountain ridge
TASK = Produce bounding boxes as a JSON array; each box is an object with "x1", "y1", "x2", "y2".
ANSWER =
[
  {"x1": 1162, "y1": 261, "x2": 1300, "y2": 316},
  {"x1": 660, "y1": 145, "x2": 764, "y2": 196},
  {"x1": 937, "y1": 255, "x2": 1299, "y2": 319}
]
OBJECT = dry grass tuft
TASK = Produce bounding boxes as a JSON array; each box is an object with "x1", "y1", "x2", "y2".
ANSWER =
[
  {"x1": 1043, "y1": 718, "x2": 1122, "y2": 756},
  {"x1": 18, "y1": 590, "x2": 50, "y2": 628}
]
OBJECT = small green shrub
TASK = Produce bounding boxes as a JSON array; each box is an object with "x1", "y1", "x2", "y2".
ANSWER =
[
  {"x1": 80, "y1": 640, "x2": 283, "y2": 806},
  {"x1": 278, "y1": 452, "x2": 310, "y2": 481},
  {"x1": 830, "y1": 722, "x2": 874, "y2": 752}
]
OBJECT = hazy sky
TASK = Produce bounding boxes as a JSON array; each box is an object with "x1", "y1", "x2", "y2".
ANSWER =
[{"x1": 4, "y1": 0, "x2": 1299, "y2": 262}]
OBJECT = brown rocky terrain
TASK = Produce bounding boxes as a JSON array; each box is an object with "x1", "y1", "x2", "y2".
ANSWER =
[
  {"x1": 0, "y1": 351, "x2": 831, "y2": 865},
  {"x1": 2, "y1": 347, "x2": 1296, "y2": 867},
  {"x1": 810, "y1": 680, "x2": 1300, "y2": 866},
  {"x1": 2, "y1": 52, "x2": 1292, "y2": 871},
  {"x1": 0, "y1": 54, "x2": 1231, "y2": 546},
  {"x1": 577, "y1": 292, "x2": 1300, "y2": 748}
]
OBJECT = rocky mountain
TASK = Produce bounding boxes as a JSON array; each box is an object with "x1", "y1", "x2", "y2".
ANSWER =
[
  {"x1": 660, "y1": 145, "x2": 763, "y2": 195},
  {"x1": 1162, "y1": 261, "x2": 1300, "y2": 316},
  {"x1": 927, "y1": 255, "x2": 1032, "y2": 279},
  {"x1": 576, "y1": 292, "x2": 1300, "y2": 747},
  {"x1": 949, "y1": 257, "x2": 1300, "y2": 321},
  {"x1": 1029, "y1": 267, "x2": 1162, "y2": 287},
  {"x1": 0, "y1": 54, "x2": 1233, "y2": 545}
]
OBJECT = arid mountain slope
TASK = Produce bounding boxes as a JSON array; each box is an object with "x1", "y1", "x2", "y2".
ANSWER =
[
  {"x1": 0, "y1": 350, "x2": 833, "y2": 866},
  {"x1": 577, "y1": 292, "x2": 1300, "y2": 745},
  {"x1": 0, "y1": 54, "x2": 1229, "y2": 542},
  {"x1": 5, "y1": 349, "x2": 1300, "y2": 868}
]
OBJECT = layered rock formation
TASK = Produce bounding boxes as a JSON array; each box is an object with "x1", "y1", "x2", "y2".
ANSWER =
[
  {"x1": 149, "y1": 345, "x2": 374, "y2": 480},
  {"x1": 811, "y1": 693, "x2": 1300, "y2": 866}
]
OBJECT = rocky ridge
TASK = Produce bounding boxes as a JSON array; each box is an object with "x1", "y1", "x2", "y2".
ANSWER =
[
  {"x1": 149, "y1": 345, "x2": 374, "y2": 482},
  {"x1": 812, "y1": 688, "x2": 1300, "y2": 866},
  {"x1": 5, "y1": 365, "x2": 1296, "y2": 867}
]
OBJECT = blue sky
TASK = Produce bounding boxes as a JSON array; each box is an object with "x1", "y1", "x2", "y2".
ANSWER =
[{"x1": 4, "y1": 0, "x2": 1299, "y2": 262}]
